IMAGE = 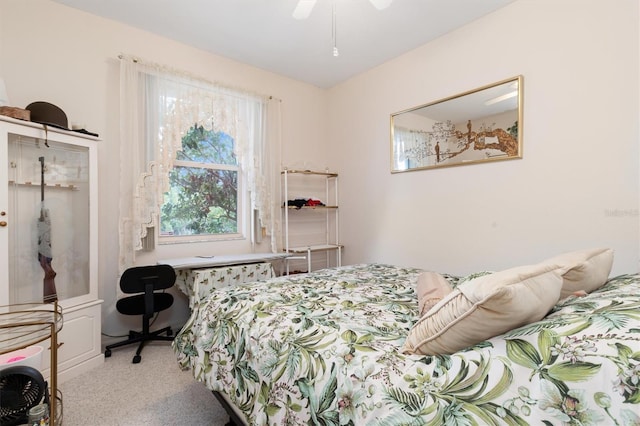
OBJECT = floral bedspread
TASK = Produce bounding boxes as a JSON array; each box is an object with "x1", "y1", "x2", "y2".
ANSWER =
[{"x1": 173, "y1": 263, "x2": 640, "y2": 425}]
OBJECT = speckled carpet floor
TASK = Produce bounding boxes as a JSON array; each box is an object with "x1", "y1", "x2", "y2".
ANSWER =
[{"x1": 58, "y1": 342, "x2": 229, "y2": 425}]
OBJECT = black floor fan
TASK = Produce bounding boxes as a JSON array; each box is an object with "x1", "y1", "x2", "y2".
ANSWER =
[{"x1": 0, "y1": 366, "x2": 48, "y2": 426}]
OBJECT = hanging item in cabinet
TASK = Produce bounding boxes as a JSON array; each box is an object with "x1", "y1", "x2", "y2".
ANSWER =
[
  {"x1": 38, "y1": 156, "x2": 57, "y2": 303},
  {"x1": 281, "y1": 168, "x2": 343, "y2": 273}
]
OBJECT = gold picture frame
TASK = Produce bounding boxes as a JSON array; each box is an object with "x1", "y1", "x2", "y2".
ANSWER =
[{"x1": 390, "y1": 75, "x2": 523, "y2": 172}]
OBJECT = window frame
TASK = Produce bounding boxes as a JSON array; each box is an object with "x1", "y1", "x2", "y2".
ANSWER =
[{"x1": 158, "y1": 141, "x2": 247, "y2": 245}]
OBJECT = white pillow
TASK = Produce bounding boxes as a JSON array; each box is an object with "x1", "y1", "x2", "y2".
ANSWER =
[
  {"x1": 542, "y1": 248, "x2": 613, "y2": 298},
  {"x1": 415, "y1": 271, "x2": 453, "y2": 316},
  {"x1": 402, "y1": 262, "x2": 564, "y2": 355}
]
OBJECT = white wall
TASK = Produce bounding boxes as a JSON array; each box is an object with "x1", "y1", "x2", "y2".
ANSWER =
[
  {"x1": 327, "y1": 0, "x2": 639, "y2": 276},
  {"x1": 0, "y1": 0, "x2": 329, "y2": 336}
]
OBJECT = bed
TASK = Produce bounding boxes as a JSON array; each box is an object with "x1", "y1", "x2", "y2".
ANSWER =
[{"x1": 173, "y1": 259, "x2": 640, "y2": 425}]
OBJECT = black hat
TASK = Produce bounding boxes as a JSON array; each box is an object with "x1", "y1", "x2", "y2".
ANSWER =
[{"x1": 26, "y1": 101, "x2": 69, "y2": 130}]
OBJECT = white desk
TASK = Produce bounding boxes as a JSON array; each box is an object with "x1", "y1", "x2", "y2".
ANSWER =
[
  {"x1": 159, "y1": 253, "x2": 289, "y2": 309},
  {"x1": 159, "y1": 252, "x2": 290, "y2": 269}
]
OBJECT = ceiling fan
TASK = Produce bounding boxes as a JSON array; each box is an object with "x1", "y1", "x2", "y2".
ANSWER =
[{"x1": 293, "y1": 0, "x2": 394, "y2": 20}]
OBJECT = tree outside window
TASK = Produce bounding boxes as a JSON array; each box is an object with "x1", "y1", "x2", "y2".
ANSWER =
[{"x1": 160, "y1": 124, "x2": 240, "y2": 238}]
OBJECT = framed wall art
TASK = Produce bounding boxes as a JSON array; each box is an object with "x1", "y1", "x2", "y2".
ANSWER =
[{"x1": 391, "y1": 75, "x2": 523, "y2": 172}]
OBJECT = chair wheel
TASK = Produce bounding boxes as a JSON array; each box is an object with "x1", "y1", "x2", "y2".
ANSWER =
[
  {"x1": 105, "y1": 349, "x2": 112, "y2": 357},
  {"x1": 132, "y1": 355, "x2": 141, "y2": 364}
]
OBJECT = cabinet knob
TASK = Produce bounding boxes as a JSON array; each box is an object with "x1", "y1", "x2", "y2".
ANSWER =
[{"x1": 0, "y1": 221, "x2": 6, "y2": 227}]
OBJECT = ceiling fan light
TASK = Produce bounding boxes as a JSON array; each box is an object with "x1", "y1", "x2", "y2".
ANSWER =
[
  {"x1": 293, "y1": 0, "x2": 317, "y2": 19},
  {"x1": 369, "y1": 0, "x2": 394, "y2": 10}
]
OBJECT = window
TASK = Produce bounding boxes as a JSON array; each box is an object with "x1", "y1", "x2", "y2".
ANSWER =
[
  {"x1": 160, "y1": 124, "x2": 242, "y2": 241},
  {"x1": 118, "y1": 55, "x2": 281, "y2": 270}
]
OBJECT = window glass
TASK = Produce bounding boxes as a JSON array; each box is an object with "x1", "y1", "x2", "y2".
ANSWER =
[{"x1": 160, "y1": 125, "x2": 240, "y2": 239}]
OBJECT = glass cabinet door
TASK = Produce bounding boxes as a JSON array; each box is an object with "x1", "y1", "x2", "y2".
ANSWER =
[{"x1": 7, "y1": 133, "x2": 90, "y2": 304}]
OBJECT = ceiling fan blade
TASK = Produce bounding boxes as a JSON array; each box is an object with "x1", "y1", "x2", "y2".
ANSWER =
[
  {"x1": 292, "y1": 0, "x2": 317, "y2": 19},
  {"x1": 369, "y1": 0, "x2": 393, "y2": 10}
]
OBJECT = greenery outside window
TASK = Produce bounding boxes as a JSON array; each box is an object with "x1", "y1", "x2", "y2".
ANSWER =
[{"x1": 160, "y1": 125, "x2": 243, "y2": 242}]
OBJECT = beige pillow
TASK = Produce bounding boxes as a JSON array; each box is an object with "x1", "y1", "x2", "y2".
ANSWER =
[
  {"x1": 415, "y1": 272, "x2": 453, "y2": 316},
  {"x1": 542, "y1": 248, "x2": 614, "y2": 298},
  {"x1": 402, "y1": 263, "x2": 564, "y2": 355}
]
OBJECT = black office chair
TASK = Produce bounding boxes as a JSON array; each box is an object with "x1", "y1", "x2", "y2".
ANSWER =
[{"x1": 104, "y1": 264, "x2": 176, "y2": 363}]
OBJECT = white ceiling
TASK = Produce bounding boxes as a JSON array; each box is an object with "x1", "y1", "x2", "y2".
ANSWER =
[{"x1": 52, "y1": 0, "x2": 515, "y2": 88}]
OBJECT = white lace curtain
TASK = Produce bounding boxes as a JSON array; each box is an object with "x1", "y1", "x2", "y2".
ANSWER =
[{"x1": 118, "y1": 55, "x2": 281, "y2": 272}]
